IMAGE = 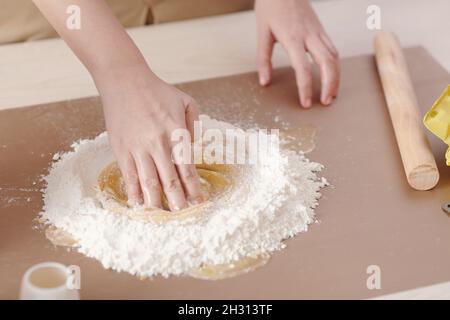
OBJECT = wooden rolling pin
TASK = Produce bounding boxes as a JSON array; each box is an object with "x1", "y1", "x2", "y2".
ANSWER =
[{"x1": 374, "y1": 31, "x2": 439, "y2": 190}]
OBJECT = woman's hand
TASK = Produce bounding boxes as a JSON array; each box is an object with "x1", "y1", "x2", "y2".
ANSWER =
[
  {"x1": 255, "y1": 0, "x2": 340, "y2": 107},
  {"x1": 32, "y1": 0, "x2": 203, "y2": 211},
  {"x1": 95, "y1": 63, "x2": 203, "y2": 211}
]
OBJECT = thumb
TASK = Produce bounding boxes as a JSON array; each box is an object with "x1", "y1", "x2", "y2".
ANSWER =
[{"x1": 257, "y1": 26, "x2": 274, "y2": 87}]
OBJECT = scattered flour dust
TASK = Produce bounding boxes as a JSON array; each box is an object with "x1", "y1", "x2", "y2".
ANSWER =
[{"x1": 40, "y1": 115, "x2": 328, "y2": 278}]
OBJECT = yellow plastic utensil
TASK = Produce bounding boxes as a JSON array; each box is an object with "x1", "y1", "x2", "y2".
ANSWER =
[{"x1": 423, "y1": 85, "x2": 450, "y2": 165}]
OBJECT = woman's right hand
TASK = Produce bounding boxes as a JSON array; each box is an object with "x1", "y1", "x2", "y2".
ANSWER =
[
  {"x1": 31, "y1": 0, "x2": 203, "y2": 210},
  {"x1": 94, "y1": 62, "x2": 203, "y2": 211}
]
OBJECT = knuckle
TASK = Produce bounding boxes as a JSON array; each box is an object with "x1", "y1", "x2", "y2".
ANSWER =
[
  {"x1": 184, "y1": 96, "x2": 196, "y2": 106},
  {"x1": 329, "y1": 48, "x2": 339, "y2": 59},
  {"x1": 124, "y1": 170, "x2": 139, "y2": 185},
  {"x1": 189, "y1": 103, "x2": 199, "y2": 113},
  {"x1": 297, "y1": 73, "x2": 312, "y2": 87},
  {"x1": 143, "y1": 177, "x2": 160, "y2": 191},
  {"x1": 126, "y1": 183, "x2": 141, "y2": 199},
  {"x1": 293, "y1": 59, "x2": 311, "y2": 74},
  {"x1": 322, "y1": 53, "x2": 338, "y2": 66},
  {"x1": 258, "y1": 51, "x2": 271, "y2": 64},
  {"x1": 285, "y1": 32, "x2": 304, "y2": 45},
  {"x1": 150, "y1": 134, "x2": 169, "y2": 151},
  {"x1": 164, "y1": 177, "x2": 183, "y2": 193},
  {"x1": 127, "y1": 188, "x2": 140, "y2": 199},
  {"x1": 298, "y1": 65, "x2": 311, "y2": 75},
  {"x1": 148, "y1": 110, "x2": 172, "y2": 126},
  {"x1": 299, "y1": 82, "x2": 312, "y2": 92},
  {"x1": 182, "y1": 167, "x2": 198, "y2": 182}
]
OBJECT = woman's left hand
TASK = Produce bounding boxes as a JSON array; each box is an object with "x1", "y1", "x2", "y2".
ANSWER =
[{"x1": 255, "y1": 0, "x2": 340, "y2": 108}]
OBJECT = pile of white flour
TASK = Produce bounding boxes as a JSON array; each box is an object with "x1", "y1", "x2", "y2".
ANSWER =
[{"x1": 41, "y1": 115, "x2": 327, "y2": 278}]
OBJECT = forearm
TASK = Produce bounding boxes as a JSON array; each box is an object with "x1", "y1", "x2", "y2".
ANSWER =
[{"x1": 32, "y1": 0, "x2": 148, "y2": 80}]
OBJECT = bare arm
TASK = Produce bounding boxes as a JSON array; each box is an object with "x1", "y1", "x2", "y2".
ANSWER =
[
  {"x1": 33, "y1": 0, "x2": 203, "y2": 210},
  {"x1": 33, "y1": 0, "x2": 144, "y2": 76}
]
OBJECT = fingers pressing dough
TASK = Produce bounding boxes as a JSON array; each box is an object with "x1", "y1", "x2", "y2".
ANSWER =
[
  {"x1": 45, "y1": 160, "x2": 270, "y2": 281},
  {"x1": 97, "y1": 161, "x2": 232, "y2": 223}
]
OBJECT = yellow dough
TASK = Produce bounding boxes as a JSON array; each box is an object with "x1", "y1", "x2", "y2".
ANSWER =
[
  {"x1": 96, "y1": 161, "x2": 270, "y2": 280},
  {"x1": 188, "y1": 254, "x2": 270, "y2": 280},
  {"x1": 97, "y1": 161, "x2": 232, "y2": 223},
  {"x1": 43, "y1": 160, "x2": 268, "y2": 280},
  {"x1": 45, "y1": 226, "x2": 78, "y2": 247}
]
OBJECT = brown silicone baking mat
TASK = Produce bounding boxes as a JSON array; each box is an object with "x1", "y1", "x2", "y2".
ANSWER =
[{"x1": 1, "y1": 47, "x2": 450, "y2": 299}]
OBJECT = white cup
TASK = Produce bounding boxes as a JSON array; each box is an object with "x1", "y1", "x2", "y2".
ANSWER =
[{"x1": 19, "y1": 262, "x2": 80, "y2": 300}]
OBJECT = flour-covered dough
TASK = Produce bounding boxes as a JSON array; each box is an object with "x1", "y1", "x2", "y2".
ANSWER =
[
  {"x1": 40, "y1": 115, "x2": 327, "y2": 279},
  {"x1": 96, "y1": 160, "x2": 268, "y2": 279},
  {"x1": 97, "y1": 161, "x2": 231, "y2": 224}
]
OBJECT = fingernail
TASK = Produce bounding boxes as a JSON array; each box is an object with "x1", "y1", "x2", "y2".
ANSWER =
[
  {"x1": 144, "y1": 199, "x2": 158, "y2": 209},
  {"x1": 259, "y1": 73, "x2": 269, "y2": 86},
  {"x1": 189, "y1": 196, "x2": 203, "y2": 205},
  {"x1": 128, "y1": 198, "x2": 141, "y2": 207},
  {"x1": 329, "y1": 96, "x2": 335, "y2": 105},
  {"x1": 323, "y1": 96, "x2": 335, "y2": 106},
  {"x1": 303, "y1": 99, "x2": 312, "y2": 108},
  {"x1": 171, "y1": 202, "x2": 187, "y2": 212}
]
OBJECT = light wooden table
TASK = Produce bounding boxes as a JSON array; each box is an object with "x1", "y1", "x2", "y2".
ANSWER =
[{"x1": 1, "y1": 0, "x2": 450, "y2": 299}]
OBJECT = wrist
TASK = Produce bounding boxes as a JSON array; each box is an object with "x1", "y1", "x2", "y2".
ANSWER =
[{"x1": 93, "y1": 59, "x2": 160, "y2": 92}]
